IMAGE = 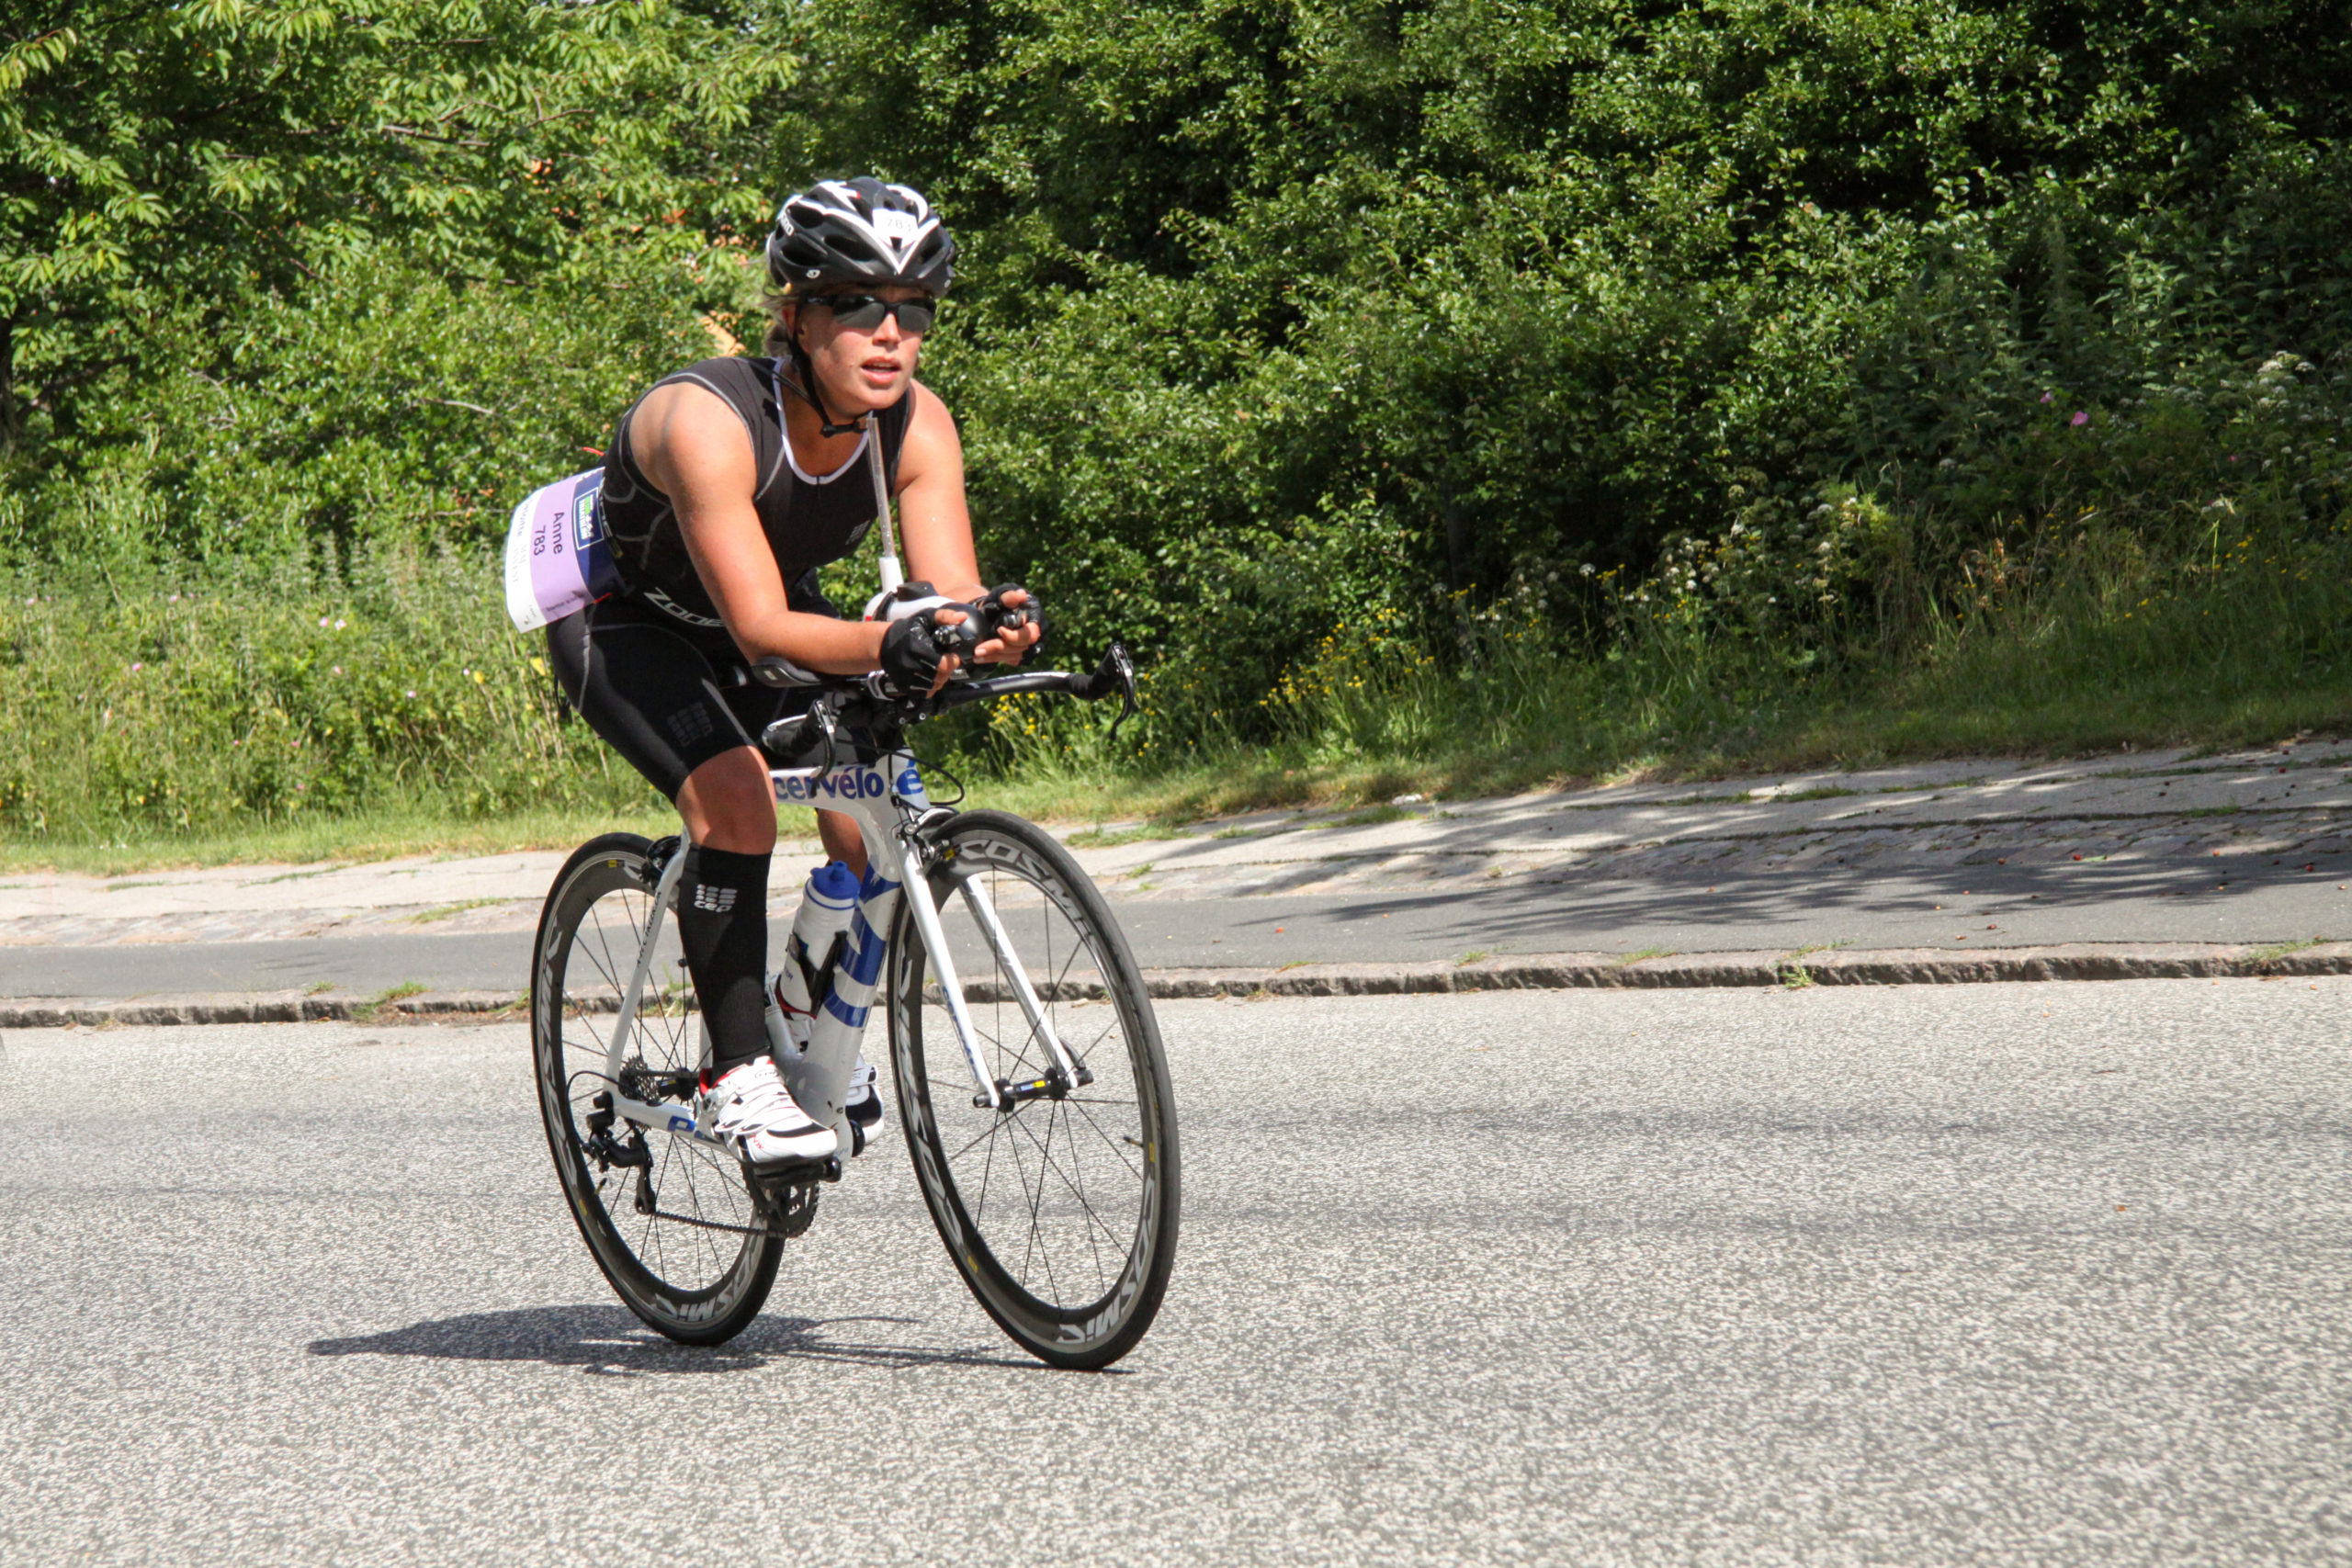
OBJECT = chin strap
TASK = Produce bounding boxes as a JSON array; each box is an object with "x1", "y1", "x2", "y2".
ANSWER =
[{"x1": 781, "y1": 344, "x2": 865, "y2": 438}]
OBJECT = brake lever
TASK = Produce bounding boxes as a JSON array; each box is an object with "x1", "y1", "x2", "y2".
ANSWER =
[{"x1": 1078, "y1": 643, "x2": 1139, "y2": 744}]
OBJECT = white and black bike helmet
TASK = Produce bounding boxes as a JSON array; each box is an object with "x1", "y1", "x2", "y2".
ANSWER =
[{"x1": 765, "y1": 177, "x2": 956, "y2": 299}]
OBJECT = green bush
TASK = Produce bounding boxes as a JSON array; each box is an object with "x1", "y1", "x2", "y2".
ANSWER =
[
  {"x1": 793, "y1": 0, "x2": 2352, "y2": 750},
  {"x1": 0, "y1": 547, "x2": 658, "y2": 843},
  {"x1": 5, "y1": 0, "x2": 2350, "y2": 849},
  {"x1": 5, "y1": 248, "x2": 715, "y2": 570}
]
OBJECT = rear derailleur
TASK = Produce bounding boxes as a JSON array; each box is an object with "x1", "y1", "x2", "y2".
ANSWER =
[{"x1": 582, "y1": 1090, "x2": 651, "y2": 1172}]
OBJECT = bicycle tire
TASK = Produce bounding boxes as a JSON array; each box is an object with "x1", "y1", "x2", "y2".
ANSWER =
[
  {"x1": 531, "y1": 833, "x2": 782, "y2": 1346},
  {"x1": 886, "y1": 810, "x2": 1181, "y2": 1369}
]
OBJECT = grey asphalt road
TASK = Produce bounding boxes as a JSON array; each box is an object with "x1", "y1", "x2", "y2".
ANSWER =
[
  {"x1": 3, "y1": 980, "x2": 2346, "y2": 1564},
  {"x1": 5, "y1": 853, "x2": 2349, "y2": 998}
]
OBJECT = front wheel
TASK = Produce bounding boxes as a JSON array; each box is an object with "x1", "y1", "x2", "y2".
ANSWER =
[{"x1": 886, "y1": 810, "x2": 1181, "y2": 1369}]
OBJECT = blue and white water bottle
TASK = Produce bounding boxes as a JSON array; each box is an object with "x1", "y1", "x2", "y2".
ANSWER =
[{"x1": 766, "y1": 859, "x2": 860, "y2": 1053}]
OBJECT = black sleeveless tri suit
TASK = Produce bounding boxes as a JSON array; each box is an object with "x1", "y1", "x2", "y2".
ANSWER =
[{"x1": 545, "y1": 355, "x2": 911, "y2": 798}]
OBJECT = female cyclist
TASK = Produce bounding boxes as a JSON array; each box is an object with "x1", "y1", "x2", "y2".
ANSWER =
[{"x1": 545, "y1": 177, "x2": 1039, "y2": 1168}]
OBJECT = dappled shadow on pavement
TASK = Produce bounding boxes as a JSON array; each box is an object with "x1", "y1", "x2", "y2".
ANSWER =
[
  {"x1": 307, "y1": 1303, "x2": 1049, "y2": 1377},
  {"x1": 1186, "y1": 852, "x2": 2345, "y2": 955}
]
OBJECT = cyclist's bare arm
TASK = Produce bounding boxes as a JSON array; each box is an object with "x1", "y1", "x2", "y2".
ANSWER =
[
  {"x1": 891, "y1": 386, "x2": 1040, "y2": 666},
  {"x1": 632, "y1": 381, "x2": 887, "y2": 673}
]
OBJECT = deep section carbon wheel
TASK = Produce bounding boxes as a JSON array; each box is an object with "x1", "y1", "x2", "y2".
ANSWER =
[
  {"x1": 886, "y1": 810, "x2": 1181, "y2": 1369},
  {"x1": 531, "y1": 833, "x2": 781, "y2": 1346}
]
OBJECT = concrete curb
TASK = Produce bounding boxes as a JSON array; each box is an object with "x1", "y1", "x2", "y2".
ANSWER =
[
  {"x1": 4, "y1": 942, "x2": 2347, "y2": 1027},
  {"x1": 1173, "y1": 942, "x2": 2352, "y2": 998}
]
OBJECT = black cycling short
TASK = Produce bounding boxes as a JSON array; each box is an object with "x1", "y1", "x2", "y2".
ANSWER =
[{"x1": 546, "y1": 593, "x2": 822, "y2": 801}]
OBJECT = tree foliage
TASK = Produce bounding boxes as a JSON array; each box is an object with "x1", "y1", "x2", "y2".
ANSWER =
[
  {"x1": 0, "y1": 0, "x2": 791, "y2": 449},
  {"x1": 5, "y1": 0, "x2": 2349, "y2": 756},
  {"x1": 781, "y1": 0, "x2": 2351, "y2": 720}
]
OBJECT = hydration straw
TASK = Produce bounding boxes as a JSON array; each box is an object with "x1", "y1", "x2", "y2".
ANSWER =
[{"x1": 865, "y1": 414, "x2": 904, "y2": 599}]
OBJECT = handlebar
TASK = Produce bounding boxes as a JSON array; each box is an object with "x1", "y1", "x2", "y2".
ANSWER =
[{"x1": 756, "y1": 642, "x2": 1138, "y2": 761}]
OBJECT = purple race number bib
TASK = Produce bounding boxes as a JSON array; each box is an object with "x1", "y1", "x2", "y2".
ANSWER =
[{"x1": 503, "y1": 468, "x2": 623, "y2": 632}]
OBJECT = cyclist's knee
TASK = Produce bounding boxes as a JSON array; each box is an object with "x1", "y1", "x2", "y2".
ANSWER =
[
  {"x1": 677, "y1": 747, "x2": 777, "y2": 854},
  {"x1": 817, "y1": 808, "x2": 865, "y2": 877}
]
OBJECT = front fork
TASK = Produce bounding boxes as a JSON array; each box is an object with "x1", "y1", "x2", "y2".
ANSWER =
[
  {"x1": 786, "y1": 810, "x2": 1091, "y2": 1123},
  {"x1": 927, "y1": 850, "x2": 1091, "y2": 1106}
]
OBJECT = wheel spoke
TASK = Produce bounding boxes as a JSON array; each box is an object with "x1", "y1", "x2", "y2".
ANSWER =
[
  {"x1": 1009, "y1": 1102, "x2": 1130, "y2": 1256},
  {"x1": 1062, "y1": 1097, "x2": 1146, "y2": 1184},
  {"x1": 1057, "y1": 1104, "x2": 1110, "y2": 1297}
]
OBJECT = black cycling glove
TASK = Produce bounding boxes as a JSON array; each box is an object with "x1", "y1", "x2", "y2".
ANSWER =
[
  {"x1": 879, "y1": 609, "x2": 977, "y2": 694},
  {"x1": 969, "y1": 583, "x2": 1033, "y2": 634},
  {"x1": 969, "y1": 583, "x2": 1043, "y2": 650}
]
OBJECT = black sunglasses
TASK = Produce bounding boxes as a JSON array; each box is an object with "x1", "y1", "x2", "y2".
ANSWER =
[{"x1": 803, "y1": 294, "x2": 937, "y2": 333}]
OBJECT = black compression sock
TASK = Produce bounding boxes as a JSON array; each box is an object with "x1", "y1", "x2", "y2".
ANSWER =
[{"x1": 675, "y1": 845, "x2": 771, "y2": 1074}]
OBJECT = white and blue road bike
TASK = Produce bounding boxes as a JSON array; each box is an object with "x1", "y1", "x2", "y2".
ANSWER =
[{"x1": 528, "y1": 648, "x2": 1180, "y2": 1370}]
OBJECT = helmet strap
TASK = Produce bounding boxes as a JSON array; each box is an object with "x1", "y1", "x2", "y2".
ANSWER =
[{"x1": 778, "y1": 327, "x2": 865, "y2": 438}]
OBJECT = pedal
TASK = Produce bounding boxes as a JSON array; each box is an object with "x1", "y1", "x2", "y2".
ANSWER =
[{"x1": 748, "y1": 1146, "x2": 842, "y2": 1184}]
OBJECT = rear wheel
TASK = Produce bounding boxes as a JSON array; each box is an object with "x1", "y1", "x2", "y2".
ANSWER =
[
  {"x1": 886, "y1": 810, "x2": 1181, "y2": 1369},
  {"x1": 530, "y1": 833, "x2": 781, "y2": 1346}
]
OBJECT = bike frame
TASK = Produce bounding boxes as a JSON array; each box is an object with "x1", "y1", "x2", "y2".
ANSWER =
[{"x1": 600, "y1": 745, "x2": 1086, "y2": 1155}]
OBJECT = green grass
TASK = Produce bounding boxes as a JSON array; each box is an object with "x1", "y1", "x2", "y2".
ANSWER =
[
  {"x1": 2246, "y1": 937, "x2": 2325, "y2": 964},
  {"x1": 1296, "y1": 804, "x2": 1419, "y2": 829},
  {"x1": 4, "y1": 800, "x2": 682, "y2": 876},
  {"x1": 6, "y1": 516, "x2": 2348, "y2": 867},
  {"x1": 1329, "y1": 805, "x2": 1418, "y2": 828},
  {"x1": 1062, "y1": 823, "x2": 1182, "y2": 849},
  {"x1": 405, "y1": 897, "x2": 515, "y2": 924}
]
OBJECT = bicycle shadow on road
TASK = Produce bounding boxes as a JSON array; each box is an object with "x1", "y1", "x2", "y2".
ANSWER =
[{"x1": 306, "y1": 1303, "x2": 1053, "y2": 1377}]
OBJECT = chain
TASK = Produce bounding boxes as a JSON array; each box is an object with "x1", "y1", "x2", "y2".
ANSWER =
[{"x1": 645, "y1": 1204, "x2": 776, "y2": 1239}]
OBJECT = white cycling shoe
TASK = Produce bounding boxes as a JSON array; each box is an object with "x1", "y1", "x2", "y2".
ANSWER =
[{"x1": 695, "y1": 1057, "x2": 837, "y2": 1166}]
